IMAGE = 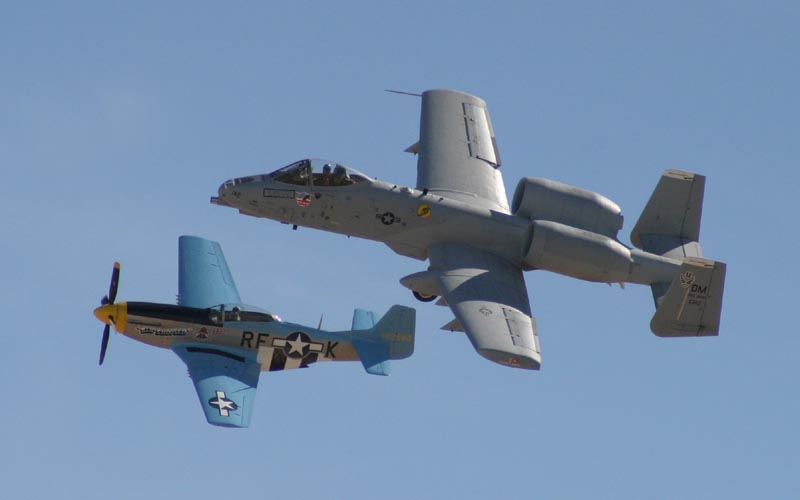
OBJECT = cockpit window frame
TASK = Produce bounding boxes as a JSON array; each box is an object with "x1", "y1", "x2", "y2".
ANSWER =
[
  {"x1": 270, "y1": 159, "x2": 312, "y2": 187},
  {"x1": 207, "y1": 304, "x2": 279, "y2": 325},
  {"x1": 270, "y1": 159, "x2": 371, "y2": 188}
]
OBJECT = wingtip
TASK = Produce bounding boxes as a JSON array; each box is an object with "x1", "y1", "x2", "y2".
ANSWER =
[{"x1": 478, "y1": 348, "x2": 541, "y2": 370}]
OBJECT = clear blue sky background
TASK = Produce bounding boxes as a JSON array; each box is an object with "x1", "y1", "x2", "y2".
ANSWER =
[{"x1": 2, "y1": 2, "x2": 798, "y2": 499}]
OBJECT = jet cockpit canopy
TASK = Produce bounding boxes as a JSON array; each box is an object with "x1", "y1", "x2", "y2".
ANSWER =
[{"x1": 271, "y1": 159, "x2": 371, "y2": 187}]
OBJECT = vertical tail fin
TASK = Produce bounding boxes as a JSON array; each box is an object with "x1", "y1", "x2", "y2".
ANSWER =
[
  {"x1": 350, "y1": 306, "x2": 416, "y2": 376},
  {"x1": 650, "y1": 258, "x2": 726, "y2": 336},
  {"x1": 631, "y1": 171, "x2": 727, "y2": 336},
  {"x1": 631, "y1": 170, "x2": 705, "y2": 261}
]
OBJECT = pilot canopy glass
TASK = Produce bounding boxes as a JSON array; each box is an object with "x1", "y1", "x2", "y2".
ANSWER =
[
  {"x1": 271, "y1": 159, "x2": 369, "y2": 187},
  {"x1": 207, "y1": 304, "x2": 279, "y2": 325}
]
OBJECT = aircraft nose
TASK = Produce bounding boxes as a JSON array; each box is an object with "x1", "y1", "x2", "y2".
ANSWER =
[
  {"x1": 211, "y1": 180, "x2": 235, "y2": 207},
  {"x1": 93, "y1": 303, "x2": 128, "y2": 332},
  {"x1": 94, "y1": 304, "x2": 115, "y2": 324},
  {"x1": 218, "y1": 181, "x2": 231, "y2": 198}
]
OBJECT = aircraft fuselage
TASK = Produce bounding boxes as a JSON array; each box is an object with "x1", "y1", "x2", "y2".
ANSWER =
[
  {"x1": 213, "y1": 160, "x2": 681, "y2": 288},
  {"x1": 94, "y1": 301, "x2": 359, "y2": 372}
]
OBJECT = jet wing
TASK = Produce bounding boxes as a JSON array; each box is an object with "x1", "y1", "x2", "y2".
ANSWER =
[
  {"x1": 178, "y1": 235, "x2": 242, "y2": 308},
  {"x1": 172, "y1": 343, "x2": 261, "y2": 428},
  {"x1": 413, "y1": 89, "x2": 510, "y2": 214},
  {"x1": 429, "y1": 244, "x2": 541, "y2": 370}
]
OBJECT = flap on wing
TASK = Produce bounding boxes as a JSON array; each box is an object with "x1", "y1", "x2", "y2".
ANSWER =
[
  {"x1": 178, "y1": 236, "x2": 242, "y2": 309},
  {"x1": 415, "y1": 89, "x2": 510, "y2": 213},
  {"x1": 430, "y1": 244, "x2": 541, "y2": 370},
  {"x1": 172, "y1": 343, "x2": 261, "y2": 428}
]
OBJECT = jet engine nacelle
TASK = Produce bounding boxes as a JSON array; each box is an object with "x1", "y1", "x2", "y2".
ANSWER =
[
  {"x1": 522, "y1": 220, "x2": 633, "y2": 283},
  {"x1": 511, "y1": 177, "x2": 623, "y2": 238}
]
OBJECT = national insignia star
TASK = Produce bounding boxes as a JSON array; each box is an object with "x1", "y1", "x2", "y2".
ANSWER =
[
  {"x1": 209, "y1": 391, "x2": 238, "y2": 417},
  {"x1": 287, "y1": 336, "x2": 308, "y2": 355}
]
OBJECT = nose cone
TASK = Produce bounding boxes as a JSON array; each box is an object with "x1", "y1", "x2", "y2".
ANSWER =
[
  {"x1": 93, "y1": 303, "x2": 128, "y2": 333},
  {"x1": 211, "y1": 180, "x2": 235, "y2": 207}
]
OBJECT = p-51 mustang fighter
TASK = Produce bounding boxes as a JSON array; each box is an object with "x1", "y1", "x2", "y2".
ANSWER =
[
  {"x1": 92, "y1": 236, "x2": 415, "y2": 427},
  {"x1": 212, "y1": 89, "x2": 726, "y2": 371}
]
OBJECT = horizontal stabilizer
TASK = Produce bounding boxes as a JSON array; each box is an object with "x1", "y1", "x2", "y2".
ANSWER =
[
  {"x1": 650, "y1": 258, "x2": 726, "y2": 337},
  {"x1": 351, "y1": 341, "x2": 391, "y2": 376},
  {"x1": 352, "y1": 309, "x2": 379, "y2": 330}
]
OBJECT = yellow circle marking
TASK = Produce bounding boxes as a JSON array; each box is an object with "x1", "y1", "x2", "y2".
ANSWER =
[{"x1": 417, "y1": 204, "x2": 431, "y2": 218}]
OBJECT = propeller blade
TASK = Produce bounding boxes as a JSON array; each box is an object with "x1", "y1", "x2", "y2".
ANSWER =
[
  {"x1": 99, "y1": 324, "x2": 110, "y2": 365},
  {"x1": 108, "y1": 262, "x2": 121, "y2": 305}
]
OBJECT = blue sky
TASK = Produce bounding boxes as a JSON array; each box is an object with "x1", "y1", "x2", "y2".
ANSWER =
[{"x1": 2, "y1": 1, "x2": 798, "y2": 499}]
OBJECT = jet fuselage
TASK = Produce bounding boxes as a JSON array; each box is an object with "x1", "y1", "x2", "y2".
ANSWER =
[{"x1": 214, "y1": 165, "x2": 529, "y2": 265}]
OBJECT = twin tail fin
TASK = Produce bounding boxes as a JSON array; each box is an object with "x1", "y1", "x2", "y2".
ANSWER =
[{"x1": 632, "y1": 170, "x2": 727, "y2": 336}]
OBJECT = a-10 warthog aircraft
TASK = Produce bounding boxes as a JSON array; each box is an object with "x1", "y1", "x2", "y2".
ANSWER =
[
  {"x1": 93, "y1": 236, "x2": 415, "y2": 427},
  {"x1": 212, "y1": 89, "x2": 726, "y2": 371}
]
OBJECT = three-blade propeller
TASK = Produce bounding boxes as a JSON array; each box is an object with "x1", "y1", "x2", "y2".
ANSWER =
[{"x1": 99, "y1": 262, "x2": 121, "y2": 365}]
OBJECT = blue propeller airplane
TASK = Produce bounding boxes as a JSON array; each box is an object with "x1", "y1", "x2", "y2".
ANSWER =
[{"x1": 92, "y1": 235, "x2": 415, "y2": 428}]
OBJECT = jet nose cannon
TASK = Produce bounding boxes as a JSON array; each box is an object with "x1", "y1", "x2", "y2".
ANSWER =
[{"x1": 211, "y1": 180, "x2": 235, "y2": 207}]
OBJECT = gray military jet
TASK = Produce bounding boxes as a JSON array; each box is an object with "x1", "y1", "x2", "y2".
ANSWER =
[{"x1": 212, "y1": 89, "x2": 726, "y2": 370}]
